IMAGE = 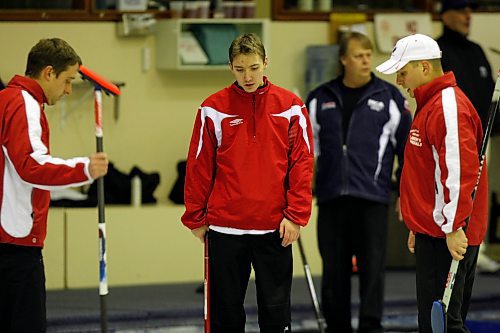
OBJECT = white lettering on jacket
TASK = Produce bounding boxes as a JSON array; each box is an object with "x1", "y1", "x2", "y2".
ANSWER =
[{"x1": 409, "y1": 129, "x2": 422, "y2": 147}]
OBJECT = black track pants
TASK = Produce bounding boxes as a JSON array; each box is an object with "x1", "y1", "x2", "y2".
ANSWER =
[
  {"x1": 208, "y1": 230, "x2": 293, "y2": 333},
  {"x1": 0, "y1": 243, "x2": 46, "y2": 333},
  {"x1": 318, "y1": 196, "x2": 388, "y2": 333},
  {"x1": 415, "y1": 233, "x2": 479, "y2": 333}
]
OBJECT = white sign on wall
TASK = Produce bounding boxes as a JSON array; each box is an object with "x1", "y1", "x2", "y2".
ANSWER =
[{"x1": 374, "y1": 13, "x2": 433, "y2": 53}]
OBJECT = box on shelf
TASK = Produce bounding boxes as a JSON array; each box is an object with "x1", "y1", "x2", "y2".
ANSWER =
[
  {"x1": 179, "y1": 32, "x2": 209, "y2": 65},
  {"x1": 222, "y1": 1, "x2": 256, "y2": 18},
  {"x1": 117, "y1": 0, "x2": 147, "y2": 11},
  {"x1": 191, "y1": 24, "x2": 239, "y2": 65}
]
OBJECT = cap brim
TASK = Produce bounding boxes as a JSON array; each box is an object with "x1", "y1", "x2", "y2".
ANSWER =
[{"x1": 376, "y1": 58, "x2": 408, "y2": 75}]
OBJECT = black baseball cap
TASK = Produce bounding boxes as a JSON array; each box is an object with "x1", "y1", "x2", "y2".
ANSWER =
[{"x1": 441, "y1": 0, "x2": 478, "y2": 14}]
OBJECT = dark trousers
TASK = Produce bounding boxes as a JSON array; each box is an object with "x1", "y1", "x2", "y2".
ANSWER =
[
  {"x1": 318, "y1": 196, "x2": 388, "y2": 333},
  {"x1": 208, "y1": 230, "x2": 292, "y2": 333},
  {"x1": 0, "y1": 243, "x2": 46, "y2": 333},
  {"x1": 415, "y1": 233, "x2": 479, "y2": 333}
]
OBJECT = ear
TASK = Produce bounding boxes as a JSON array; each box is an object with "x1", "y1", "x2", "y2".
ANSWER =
[
  {"x1": 263, "y1": 56, "x2": 268, "y2": 69},
  {"x1": 40, "y1": 65, "x2": 54, "y2": 81},
  {"x1": 421, "y1": 60, "x2": 432, "y2": 75},
  {"x1": 340, "y1": 56, "x2": 347, "y2": 67}
]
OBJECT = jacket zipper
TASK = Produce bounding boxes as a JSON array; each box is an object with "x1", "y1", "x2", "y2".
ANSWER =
[
  {"x1": 339, "y1": 95, "x2": 349, "y2": 195},
  {"x1": 341, "y1": 144, "x2": 349, "y2": 195},
  {"x1": 252, "y1": 94, "x2": 256, "y2": 139}
]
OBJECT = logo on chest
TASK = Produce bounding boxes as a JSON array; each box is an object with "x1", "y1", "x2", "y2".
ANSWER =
[
  {"x1": 409, "y1": 129, "x2": 422, "y2": 147},
  {"x1": 229, "y1": 118, "x2": 244, "y2": 127},
  {"x1": 367, "y1": 99, "x2": 384, "y2": 112},
  {"x1": 321, "y1": 101, "x2": 337, "y2": 110},
  {"x1": 479, "y1": 66, "x2": 488, "y2": 78}
]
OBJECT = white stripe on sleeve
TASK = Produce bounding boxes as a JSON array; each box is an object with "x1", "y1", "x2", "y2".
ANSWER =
[{"x1": 440, "y1": 88, "x2": 461, "y2": 234}]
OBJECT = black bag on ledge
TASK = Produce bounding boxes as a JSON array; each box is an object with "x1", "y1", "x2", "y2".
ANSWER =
[
  {"x1": 168, "y1": 160, "x2": 186, "y2": 205},
  {"x1": 129, "y1": 165, "x2": 160, "y2": 204},
  {"x1": 51, "y1": 162, "x2": 160, "y2": 207},
  {"x1": 86, "y1": 162, "x2": 131, "y2": 206}
]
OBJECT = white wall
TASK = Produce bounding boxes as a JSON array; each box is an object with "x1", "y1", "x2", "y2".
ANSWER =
[{"x1": 1, "y1": 14, "x2": 498, "y2": 202}]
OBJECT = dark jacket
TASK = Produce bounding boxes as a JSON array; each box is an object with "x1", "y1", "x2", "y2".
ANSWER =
[
  {"x1": 306, "y1": 74, "x2": 412, "y2": 204},
  {"x1": 437, "y1": 26, "x2": 496, "y2": 132}
]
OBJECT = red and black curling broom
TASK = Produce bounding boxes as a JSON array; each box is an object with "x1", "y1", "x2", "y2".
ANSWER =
[{"x1": 79, "y1": 65, "x2": 120, "y2": 333}]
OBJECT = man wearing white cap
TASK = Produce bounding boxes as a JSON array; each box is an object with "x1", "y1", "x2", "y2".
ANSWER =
[
  {"x1": 437, "y1": 0, "x2": 499, "y2": 274},
  {"x1": 377, "y1": 34, "x2": 488, "y2": 332}
]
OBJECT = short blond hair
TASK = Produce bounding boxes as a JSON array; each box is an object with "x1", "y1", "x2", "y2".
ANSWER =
[
  {"x1": 408, "y1": 59, "x2": 443, "y2": 73},
  {"x1": 229, "y1": 33, "x2": 266, "y2": 64}
]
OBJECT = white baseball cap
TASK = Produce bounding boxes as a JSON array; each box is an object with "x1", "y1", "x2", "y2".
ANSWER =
[{"x1": 376, "y1": 34, "x2": 442, "y2": 75}]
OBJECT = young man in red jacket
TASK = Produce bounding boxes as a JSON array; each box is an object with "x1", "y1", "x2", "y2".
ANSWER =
[
  {"x1": 377, "y1": 34, "x2": 488, "y2": 333},
  {"x1": 0, "y1": 38, "x2": 109, "y2": 333},
  {"x1": 182, "y1": 33, "x2": 314, "y2": 332}
]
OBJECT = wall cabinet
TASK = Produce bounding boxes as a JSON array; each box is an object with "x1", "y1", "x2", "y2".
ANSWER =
[
  {"x1": 155, "y1": 18, "x2": 268, "y2": 70},
  {"x1": 0, "y1": 0, "x2": 170, "y2": 21}
]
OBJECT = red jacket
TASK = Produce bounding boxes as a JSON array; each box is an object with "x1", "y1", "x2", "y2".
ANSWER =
[
  {"x1": 182, "y1": 78, "x2": 314, "y2": 230},
  {"x1": 0, "y1": 76, "x2": 93, "y2": 248},
  {"x1": 400, "y1": 72, "x2": 488, "y2": 245}
]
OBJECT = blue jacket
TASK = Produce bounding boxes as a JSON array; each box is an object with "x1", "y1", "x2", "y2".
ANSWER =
[{"x1": 306, "y1": 74, "x2": 412, "y2": 204}]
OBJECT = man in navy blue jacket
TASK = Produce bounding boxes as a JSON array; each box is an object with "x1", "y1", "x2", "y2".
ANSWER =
[{"x1": 306, "y1": 31, "x2": 412, "y2": 333}]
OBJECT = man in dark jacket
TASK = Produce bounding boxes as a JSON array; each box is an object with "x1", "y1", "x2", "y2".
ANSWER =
[
  {"x1": 437, "y1": 0, "x2": 500, "y2": 273},
  {"x1": 306, "y1": 31, "x2": 412, "y2": 333},
  {"x1": 437, "y1": 0, "x2": 496, "y2": 132}
]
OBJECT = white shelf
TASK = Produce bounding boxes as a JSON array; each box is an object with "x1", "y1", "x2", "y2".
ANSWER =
[{"x1": 155, "y1": 18, "x2": 268, "y2": 70}]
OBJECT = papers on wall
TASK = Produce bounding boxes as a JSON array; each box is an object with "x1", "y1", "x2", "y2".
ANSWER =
[{"x1": 374, "y1": 13, "x2": 433, "y2": 53}]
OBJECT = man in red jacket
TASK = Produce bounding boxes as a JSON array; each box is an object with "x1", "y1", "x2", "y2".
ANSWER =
[
  {"x1": 0, "y1": 38, "x2": 109, "y2": 333},
  {"x1": 182, "y1": 33, "x2": 314, "y2": 332},
  {"x1": 377, "y1": 33, "x2": 488, "y2": 333}
]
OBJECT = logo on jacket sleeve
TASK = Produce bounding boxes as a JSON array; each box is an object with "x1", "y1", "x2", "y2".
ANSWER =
[
  {"x1": 367, "y1": 99, "x2": 385, "y2": 112},
  {"x1": 229, "y1": 118, "x2": 244, "y2": 126},
  {"x1": 479, "y1": 66, "x2": 488, "y2": 78},
  {"x1": 409, "y1": 128, "x2": 422, "y2": 147}
]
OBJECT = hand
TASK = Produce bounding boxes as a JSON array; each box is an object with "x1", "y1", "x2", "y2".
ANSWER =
[
  {"x1": 446, "y1": 228, "x2": 468, "y2": 261},
  {"x1": 279, "y1": 218, "x2": 300, "y2": 247},
  {"x1": 89, "y1": 153, "x2": 108, "y2": 179},
  {"x1": 395, "y1": 197, "x2": 403, "y2": 222},
  {"x1": 191, "y1": 225, "x2": 208, "y2": 243},
  {"x1": 407, "y1": 230, "x2": 415, "y2": 254}
]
